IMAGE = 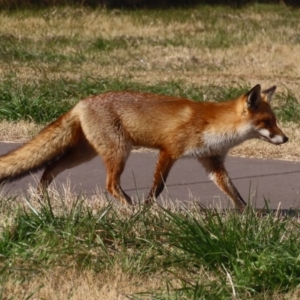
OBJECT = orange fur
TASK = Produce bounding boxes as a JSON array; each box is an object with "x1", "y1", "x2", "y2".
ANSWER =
[{"x1": 0, "y1": 85, "x2": 288, "y2": 211}]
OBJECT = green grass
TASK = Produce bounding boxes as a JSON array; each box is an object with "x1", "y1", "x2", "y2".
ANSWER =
[
  {"x1": 274, "y1": 89, "x2": 300, "y2": 123},
  {"x1": 157, "y1": 206, "x2": 300, "y2": 298},
  {"x1": 1, "y1": 196, "x2": 300, "y2": 299}
]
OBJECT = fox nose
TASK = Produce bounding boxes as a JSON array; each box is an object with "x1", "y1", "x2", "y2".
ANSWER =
[{"x1": 283, "y1": 136, "x2": 289, "y2": 143}]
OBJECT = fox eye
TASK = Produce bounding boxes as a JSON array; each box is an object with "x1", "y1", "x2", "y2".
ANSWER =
[{"x1": 262, "y1": 120, "x2": 271, "y2": 127}]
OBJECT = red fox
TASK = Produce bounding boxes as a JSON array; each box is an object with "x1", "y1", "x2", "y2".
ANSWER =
[{"x1": 0, "y1": 84, "x2": 288, "y2": 212}]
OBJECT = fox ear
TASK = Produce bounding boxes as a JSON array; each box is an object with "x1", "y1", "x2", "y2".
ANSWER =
[
  {"x1": 246, "y1": 84, "x2": 261, "y2": 110},
  {"x1": 261, "y1": 85, "x2": 276, "y2": 102}
]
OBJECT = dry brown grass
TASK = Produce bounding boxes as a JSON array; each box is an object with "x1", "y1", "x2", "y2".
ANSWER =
[
  {"x1": 0, "y1": 120, "x2": 42, "y2": 142},
  {"x1": 2, "y1": 267, "x2": 165, "y2": 300},
  {"x1": 1, "y1": 7, "x2": 299, "y2": 93}
]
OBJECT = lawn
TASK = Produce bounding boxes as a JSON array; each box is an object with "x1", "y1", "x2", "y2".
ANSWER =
[{"x1": 0, "y1": 4, "x2": 300, "y2": 299}]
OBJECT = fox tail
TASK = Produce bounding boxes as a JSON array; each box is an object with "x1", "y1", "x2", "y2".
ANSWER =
[{"x1": 0, "y1": 109, "x2": 82, "y2": 183}]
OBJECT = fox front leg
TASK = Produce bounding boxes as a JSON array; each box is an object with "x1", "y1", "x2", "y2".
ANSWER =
[{"x1": 199, "y1": 156, "x2": 247, "y2": 213}]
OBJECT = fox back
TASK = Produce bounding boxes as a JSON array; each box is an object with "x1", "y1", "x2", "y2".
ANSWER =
[{"x1": 75, "y1": 85, "x2": 287, "y2": 159}]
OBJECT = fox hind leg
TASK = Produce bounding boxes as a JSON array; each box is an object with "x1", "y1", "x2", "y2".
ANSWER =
[
  {"x1": 101, "y1": 151, "x2": 133, "y2": 205},
  {"x1": 38, "y1": 138, "x2": 97, "y2": 191}
]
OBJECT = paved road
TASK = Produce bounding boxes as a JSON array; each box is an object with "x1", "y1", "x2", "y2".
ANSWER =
[{"x1": 1, "y1": 142, "x2": 300, "y2": 210}]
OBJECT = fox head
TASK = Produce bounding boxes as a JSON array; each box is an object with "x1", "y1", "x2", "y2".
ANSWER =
[{"x1": 244, "y1": 84, "x2": 288, "y2": 145}]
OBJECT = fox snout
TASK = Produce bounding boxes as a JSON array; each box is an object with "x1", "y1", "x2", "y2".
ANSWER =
[
  {"x1": 271, "y1": 134, "x2": 288, "y2": 145},
  {"x1": 258, "y1": 128, "x2": 289, "y2": 145}
]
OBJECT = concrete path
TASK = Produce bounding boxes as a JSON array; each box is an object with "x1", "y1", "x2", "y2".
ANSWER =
[{"x1": 1, "y1": 142, "x2": 300, "y2": 210}]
